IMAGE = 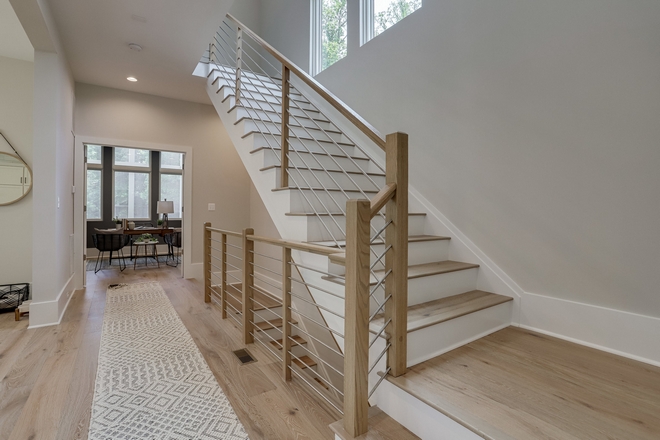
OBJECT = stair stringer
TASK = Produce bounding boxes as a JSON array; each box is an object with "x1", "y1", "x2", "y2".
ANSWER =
[{"x1": 204, "y1": 73, "x2": 349, "y2": 400}]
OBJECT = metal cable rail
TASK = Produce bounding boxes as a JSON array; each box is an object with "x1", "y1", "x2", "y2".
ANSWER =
[
  {"x1": 211, "y1": 29, "x2": 391, "y2": 251},
  {"x1": 205, "y1": 15, "x2": 410, "y2": 434}
]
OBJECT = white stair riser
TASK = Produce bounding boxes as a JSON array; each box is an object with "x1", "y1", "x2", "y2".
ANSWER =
[
  {"x1": 211, "y1": 69, "x2": 279, "y2": 90},
  {"x1": 249, "y1": 132, "x2": 359, "y2": 158},
  {"x1": 233, "y1": 107, "x2": 335, "y2": 131},
  {"x1": 372, "y1": 381, "x2": 483, "y2": 440},
  {"x1": 223, "y1": 90, "x2": 318, "y2": 112},
  {"x1": 226, "y1": 97, "x2": 323, "y2": 118},
  {"x1": 263, "y1": 167, "x2": 385, "y2": 192},
  {"x1": 327, "y1": 239, "x2": 450, "y2": 276},
  {"x1": 407, "y1": 301, "x2": 512, "y2": 367},
  {"x1": 254, "y1": 147, "x2": 375, "y2": 174},
  {"x1": 370, "y1": 267, "x2": 479, "y2": 310},
  {"x1": 301, "y1": 213, "x2": 426, "y2": 242},
  {"x1": 239, "y1": 119, "x2": 348, "y2": 144},
  {"x1": 286, "y1": 189, "x2": 378, "y2": 214}
]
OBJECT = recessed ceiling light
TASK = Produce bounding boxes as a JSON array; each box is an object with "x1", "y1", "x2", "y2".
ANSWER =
[
  {"x1": 127, "y1": 77, "x2": 138, "y2": 82},
  {"x1": 128, "y1": 43, "x2": 143, "y2": 52}
]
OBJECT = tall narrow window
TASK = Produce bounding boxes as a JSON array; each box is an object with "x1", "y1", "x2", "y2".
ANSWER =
[
  {"x1": 312, "y1": 0, "x2": 348, "y2": 74},
  {"x1": 362, "y1": 0, "x2": 421, "y2": 44},
  {"x1": 85, "y1": 144, "x2": 103, "y2": 220},
  {"x1": 160, "y1": 152, "x2": 183, "y2": 219},
  {"x1": 113, "y1": 148, "x2": 151, "y2": 219}
]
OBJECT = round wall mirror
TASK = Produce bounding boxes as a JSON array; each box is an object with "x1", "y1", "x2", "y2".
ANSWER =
[{"x1": 0, "y1": 152, "x2": 32, "y2": 206}]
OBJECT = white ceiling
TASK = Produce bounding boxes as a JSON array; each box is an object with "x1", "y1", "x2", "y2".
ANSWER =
[
  {"x1": 47, "y1": 0, "x2": 234, "y2": 104},
  {"x1": 0, "y1": 0, "x2": 34, "y2": 62}
]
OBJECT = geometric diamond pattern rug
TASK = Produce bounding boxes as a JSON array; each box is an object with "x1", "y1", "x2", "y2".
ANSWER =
[{"x1": 89, "y1": 282, "x2": 249, "y2": 439}]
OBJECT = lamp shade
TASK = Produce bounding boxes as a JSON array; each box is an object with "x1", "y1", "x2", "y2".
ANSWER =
[{"x1": 157, "y1": 200, "x2": 174, "y2": 214}]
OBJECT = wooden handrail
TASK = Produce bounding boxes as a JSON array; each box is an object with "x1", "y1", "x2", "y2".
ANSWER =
[
  {"x1": 247, "y1": 234, "x2": 344, "y2": 257},
  {"x1": 225, "y1": 13, "x2": 387, "y2": 151},
  {"x1": 370, "y1": 183, "x2": 397, "y2": 218},
  {"x1": 206, "y1": 226, "x2": 242, "y2": 238}
]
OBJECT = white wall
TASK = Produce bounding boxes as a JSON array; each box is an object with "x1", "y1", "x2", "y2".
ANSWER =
[
  {"x1": 74, "y1": 83, "x2": 252, "y2": 277},
  {"x1": 26, "y1": 0, "x2": 77, "y2": 327},
  {"x1": 258, "y1": 1, "x2": 660, "y2": 322},
  {"x1": 0, "y1": 55, "x2": 33, "y2": 286}
]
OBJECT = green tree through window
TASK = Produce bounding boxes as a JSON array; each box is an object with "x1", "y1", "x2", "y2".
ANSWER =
[
  {"x1": 374, "y1": 0, "x2": 421, "y2": 37},
  {"x1": 322, "y1": 0, "x2": 347, "y2": 70}
]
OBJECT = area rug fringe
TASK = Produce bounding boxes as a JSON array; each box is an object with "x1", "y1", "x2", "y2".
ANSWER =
[{"x1": 88, "y1": 281, "x2": 248, "y2": 439}]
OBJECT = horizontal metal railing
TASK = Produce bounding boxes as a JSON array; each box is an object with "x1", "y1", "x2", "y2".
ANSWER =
[{"x1": 204, "y1": 12, "x2": 409, "y2": 437}]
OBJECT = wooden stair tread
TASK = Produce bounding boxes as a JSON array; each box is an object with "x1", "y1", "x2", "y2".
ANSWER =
[
  {"x1": 310, "y1": 234, "x2": 450, "y2": 248},
  {"x1": 230, "y1": 104, "x2": 329, "y2": 122},
  {"x1": 323, "y1": 260, "x2": 479, "y2": 286},
  {"x1": 381, "y1": 326, "x2": 660, "y2": 440},
  {"x1": 370, "y1": 290, "x2": 513, "y2": 335},
  {"x1": 250, "y1": 144, "x2": 361, "y2": 156},
  {"x1": 234, "y1": 116, "x2": 343, "y2": 135},
  {"x1": 292, "y1": 355, "x2": 317, "y2": 369},
  {"x1": 218, "y1": 84, "x2": 310, "y2": 103},
  {"x1": 225, "y1": 283, "x2": 282, "y2": 311},
  {"x1": 260, "y1": 164, "x2": 385, "y2": 177},
  {"x1": 273, "y1": 187, "x2": 379, "y2": 194},
  {"x1": 269, "y1": 335, "x2": 307, "y2": 350},
  {"x1": 313, "y1": 377, "x2": 330, "y2": 390},
  {"x1": 285, "y1": 211, "x2": 426, "y2": 217},
  {"x1": 330, "y1": 406, "x2": 419, "y2": 440},
  {"x1": 254, "y1": 317, "x2": 297, "y2": 331}
]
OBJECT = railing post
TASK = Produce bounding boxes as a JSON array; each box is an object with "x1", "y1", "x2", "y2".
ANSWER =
[
  {"x1": 221, "y1": 233, "x2": 228, "y2": 319},
  {"x1": 384, "y1": 132, "x2": 409, "y2": 377},
  {"x1": 242, "y1": 228, "x2": 254, "y2": 344},
  {"x1": 235, "y1": 26, "x2": 243, "y2": 105},
  {"x1": 280, "y1": 65, "x2": 290, "y2": 188},
  {"x1": 343, "y1": 200, "x2": 371, "y2": 437},
  {"x1": 282, "y1": 247, "x2": 292, "y2": 381},
  {"x1": 204, "y1": 222, "x2": 212, "y2": 303}
]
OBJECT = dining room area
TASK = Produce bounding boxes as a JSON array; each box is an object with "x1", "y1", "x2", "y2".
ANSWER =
[{"x1": 85, "y1": 144, "x2": 185, "y2": 275}]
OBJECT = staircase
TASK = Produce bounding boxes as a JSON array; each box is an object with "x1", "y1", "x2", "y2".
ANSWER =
[{"x1": 195, "y1": 14, "x2": 518, "y2": 439}]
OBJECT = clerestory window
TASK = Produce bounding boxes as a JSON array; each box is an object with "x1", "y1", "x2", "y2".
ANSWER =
[
  {"x1": 311, "y1": 0, "x2": 422, "y2": 74},
  {"x1": 362, "y1": 0, "x2": 422, "y2": 44},
  {"x1": 311, "y1": 0, "x2": 348, "y2": 75}
]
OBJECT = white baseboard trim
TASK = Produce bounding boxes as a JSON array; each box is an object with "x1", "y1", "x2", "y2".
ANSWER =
[
  {"x1": 519, "y1": 292, "x2": 660, "y2": 367},
  {"x1": 28, "y1": 273, "x2": 77, "y2": 328},
  {"x1": 187, "y1": 262, "x2": 203, "y2": 281}
]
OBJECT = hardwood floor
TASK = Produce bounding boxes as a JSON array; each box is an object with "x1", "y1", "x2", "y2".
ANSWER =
[
  {"x1": 387, "y1": 327, "x2": 660, "y2": 440},
  {"x1": 0, "y1": 266, "x2": 340, "y2": 440}
]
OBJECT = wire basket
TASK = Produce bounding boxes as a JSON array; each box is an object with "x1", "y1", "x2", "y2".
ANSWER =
[{"x1": 0, "y1": 283, "x2": 30, "y2": 312}]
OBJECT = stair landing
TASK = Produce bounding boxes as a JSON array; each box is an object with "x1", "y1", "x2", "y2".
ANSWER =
[{"x1": 385, "y1": 327, "x2": 660, "y2": 440}]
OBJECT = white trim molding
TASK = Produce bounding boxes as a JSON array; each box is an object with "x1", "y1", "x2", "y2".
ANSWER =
[
  {"x1": 74, "y1": 136, "x2": 194, "y2": 284},
  {"x1": 28, "y1": 273, "x2": 76, "y2": 328},
  {"x1": 519, "y1": 292, "x2": 660, "y2": 367}
]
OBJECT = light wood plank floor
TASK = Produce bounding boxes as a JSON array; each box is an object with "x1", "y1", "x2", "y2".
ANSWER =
[
  {"x1": 0, "y1": 266, "x2": 340, "y2": 440},
  {"x1": 390, "y1": 327, "x2": 660, "y2": 440}
]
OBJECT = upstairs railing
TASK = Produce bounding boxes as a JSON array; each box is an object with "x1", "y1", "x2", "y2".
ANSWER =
[{"x1": 205, "y1": 13, "x2": 408, "y2": 438}]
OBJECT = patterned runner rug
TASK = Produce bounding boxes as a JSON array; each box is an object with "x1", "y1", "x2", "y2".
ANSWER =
[{"x1": 89, "y1": 282, "x2": 248, "y2": 439}]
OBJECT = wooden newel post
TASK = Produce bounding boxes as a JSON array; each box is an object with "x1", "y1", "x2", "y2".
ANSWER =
[
  {"x1": 282, "y1": 247, "x2": 292, "y2": 381},
  {"x1": 242, "y1": 228, "x2": 254, "y2": 344},
  {"x1": 235, "y1": 27, "x2": 243, "y2": 105},
  {"x1": 344, "y1": 199, "x2": 371, "y2": 437},
  {"x1": 221, "y1": 233, "x2": 228, "y2": 319},
  {"x1": 384, "y1": 132, "x2": 409, "y2": 377},
  {"x1": 204, "y1": 222, "x2": 212, "y2": 303},
  {"x1": 280, "y1": 65, "x2": 290, "y2": 188}
]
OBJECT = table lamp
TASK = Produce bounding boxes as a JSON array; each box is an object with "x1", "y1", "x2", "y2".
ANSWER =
[{"x1": 157, "y1": 200, "x2": 174, "y2": 229}]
